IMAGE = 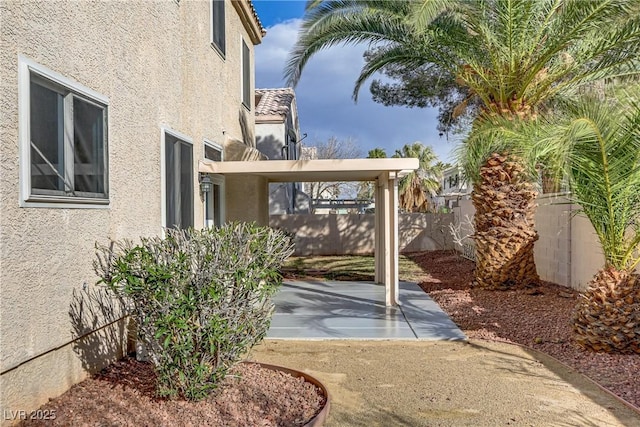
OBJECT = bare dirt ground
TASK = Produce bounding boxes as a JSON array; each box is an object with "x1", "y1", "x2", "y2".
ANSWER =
[
  {"x1": 251, "y1": 340, "x2": 640, "y2": 427},
  {"x1": 407, "y1": 250, "x2": 640, "y2": 409}
]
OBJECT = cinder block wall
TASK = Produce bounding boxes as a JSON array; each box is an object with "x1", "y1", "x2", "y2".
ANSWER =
[
  {"x1": 571, "y1": 214, "x2": 605, "y2": 289},
  {"x1": 533, "y1": 194, "x2": 573, "y2": 287},
  {"x1": 452, "y1": 195, "x2": 607, "y2": 291},
  {"x1": 269, "y1": 213, "x2": 454, "y2": 256}
]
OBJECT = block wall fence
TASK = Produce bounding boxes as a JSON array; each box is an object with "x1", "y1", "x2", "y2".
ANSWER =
[
  {"x1": 454, "y1": 194, "x2": 606, "y2": 291},
  {"x1": 269, "y1": 213, "x2": 455, "y2": 256},
  {"x1": 273, "y1": 194, "x2": 610, "y2": 292}
]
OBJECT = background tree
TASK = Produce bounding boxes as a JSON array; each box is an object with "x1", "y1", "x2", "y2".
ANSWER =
[
  {"x1": 392, "y1": 142, "x2": 443, "y2": 213},
  {"x1": 367, "y1": 148, "x2": 387, "y2": 159},
  {"x1": 302, "y1": 136, "x2": 363, "y2": 212},
  {"x1": 286, "y1": 0, "x2": 640, "y2": 289},
  {"x1": 366, "y1": 49, "x2": 478, "y2": 136},
  {"x1": 357, "y1": 148, "x2": 388, "y2": 201}
]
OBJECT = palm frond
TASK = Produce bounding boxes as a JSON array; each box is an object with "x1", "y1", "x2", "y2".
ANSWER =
[
  {"x1": 456, "y1": 115, "x2": 554, "y2": 185},
  {"x1": 542, "y1": 92, "x2": 640, "y2": 270},
  {"x1": 409, "y1": 0, "x2": 465, "y2": 31},
  {"x1": 285, "y1": 1, "x2": 412, "y2": 87}
]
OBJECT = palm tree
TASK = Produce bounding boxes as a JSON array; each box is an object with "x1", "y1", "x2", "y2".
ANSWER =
[
  {"x1": 392, "y1": 142, "x2": 443, "y2": 213},
  {"x1": 454, "y1": 95, "x2": 640, "y2": 353},
  {"x1": 286, "y1": 0, "x2": 640, "y2": 289},
  {"x1": 367, "y1": 148, "x2": 387, "y2": 159},
  {"x1": 550, "y1": 95, "x2": 640, "y2": 353}
]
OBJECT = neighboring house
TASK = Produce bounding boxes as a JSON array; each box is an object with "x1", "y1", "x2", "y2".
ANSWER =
[
  {"x1": 437, "y1": 164, "x2": 472, "y2": 210},
  {"x1": 254, "y1": 88, "x2": 309, "y2": 214},
  {"x1": 0, "y1": 0, "x2": 265, "y2": 420}
]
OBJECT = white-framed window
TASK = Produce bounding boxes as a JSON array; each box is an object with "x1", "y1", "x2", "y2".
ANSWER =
[
  {"x1": 19, "y1": 56, "x2": 109, "y2": 207},
  {"x1": 204, "y1": 139, "x2": 223, "y2": 162},
  {"x1": 211, "y1": 0, "x2": 225, "y2": 56},
  {"x1": 241, "y1": 38, "x2": 251, "y2": 109},
  {"x1": 162, "y1": 128, "x2": 194, "y2": 230},
  {"x1": 203, "y1": 140, "x2": 225, "y2": 228}
]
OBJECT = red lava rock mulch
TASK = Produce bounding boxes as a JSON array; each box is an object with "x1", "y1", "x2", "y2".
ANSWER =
[{"x1": 19, "y1": 358, "x2": 325, "y2": 427}]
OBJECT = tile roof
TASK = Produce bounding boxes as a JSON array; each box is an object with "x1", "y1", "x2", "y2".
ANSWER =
[
  {"x1": 255, "y1": 88, "x2": 295, "y2": 119},
  {"x1": 247, "y1": 0, "x2": 265, "y2": 34}
]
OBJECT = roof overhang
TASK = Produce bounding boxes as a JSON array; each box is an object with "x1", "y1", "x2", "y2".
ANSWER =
[
  {"x1": 233, "y1": 0, "x2": 266, "y2": 45},
  {"x1": 198, "y1": 158, "x2": 419, "y2": 182},
  {"x1": 255, "y1": 115, "x2": 286, "y2": 124}
]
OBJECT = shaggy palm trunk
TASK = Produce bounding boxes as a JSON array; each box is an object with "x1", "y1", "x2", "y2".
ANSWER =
[
  {"x1": 574, "y1": 268, "x2": 640, "y2": 353},
  {"x1": 472, "y1": 153, "x2": 540, "y2": 289}
]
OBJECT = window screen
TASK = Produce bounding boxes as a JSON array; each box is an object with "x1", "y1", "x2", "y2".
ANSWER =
[
  {"x1": 242, "y1": 39, "x2": 251, "y2": 109},
  {"x1": 212, "y1": 0, "x2": 225, "y2": 55},
  {"x1": 165, "y1": 134, "x2": 193, "y2": 229},
  {"x1": 29, "y1": 77, "x2": 107, "y2": 200}
]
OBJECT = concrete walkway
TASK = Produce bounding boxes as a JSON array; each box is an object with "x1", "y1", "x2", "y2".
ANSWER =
[{"x1": 267, "y1": 280, "x2": 466, "y2": 340}]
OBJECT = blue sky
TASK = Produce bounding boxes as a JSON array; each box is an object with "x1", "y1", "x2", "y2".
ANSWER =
[
  {"x1": 252, "y1": 1, "x2": 457, "y2": 162},
  {"x1": 253, "y1": 1, "x2": 306, "y2": 26}
]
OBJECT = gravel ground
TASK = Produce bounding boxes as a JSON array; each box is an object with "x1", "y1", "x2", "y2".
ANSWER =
[{"x1": 407, "y1": 250, "x2": 640, "y2": 409}]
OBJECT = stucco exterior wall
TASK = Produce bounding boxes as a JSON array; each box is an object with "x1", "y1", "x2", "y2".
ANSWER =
[
  {"x1": 256, "y1": 122, "x2": 285, "y2": 159},
  {"x1": 269, "y1": 213, "x2": 454, "y2": 256},
  {"x1": 226, "y1": 175, "x2": 269, "y2": 225},
  {"x1": 0, "y1": 0, "x2": 261, "y2": 420},
  {"x1": 255, "y1": 122, "x2": 292, "y2": 214}
]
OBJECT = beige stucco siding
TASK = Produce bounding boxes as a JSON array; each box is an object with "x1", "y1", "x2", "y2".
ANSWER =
[{"x1": 0, "y1": 0, "x2": 261, "y2": 418}]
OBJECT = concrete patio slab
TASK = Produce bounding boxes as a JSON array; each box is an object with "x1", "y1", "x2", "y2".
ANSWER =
[{"x1": 267, "y1": 280, "x2": 467, "y2": 340}]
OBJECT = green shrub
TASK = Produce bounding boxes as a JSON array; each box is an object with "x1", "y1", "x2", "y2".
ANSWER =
[{"x1": 94, "y1": 222, "x2": 294, "y2": 400}]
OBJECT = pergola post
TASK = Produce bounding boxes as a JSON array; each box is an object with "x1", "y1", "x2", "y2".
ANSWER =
[
  {"x1": 374, "y1": 177, "x2": 382, "y2": 284},
  {"x1": 380, "y1": 172, "x2": 398, "y2": 306},
  {"x1": 373, "y1": 173, "x2": 399, "y2": 306},
  {"x1": 391, "y1": 173, "x2": 399, "y2": 305}
]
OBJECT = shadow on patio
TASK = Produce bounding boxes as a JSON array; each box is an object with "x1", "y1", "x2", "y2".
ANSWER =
[{"x1": 267, "y1": 280, "x2": 466, "y2": 340}]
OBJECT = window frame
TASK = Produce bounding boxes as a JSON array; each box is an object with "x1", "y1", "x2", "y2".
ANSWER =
[
  {"x1": 202, "y1": 139, "x2": 225, "y2": 228},
  {"x1": 203, "y1": 139, "x2": 224, "y2": 162},
  {"x1": 18, "y1": 55, "x2": 109, "y2": 208},
  {"x1": 241, "y1": 37, "x2": 251, "y2": 110},
  {"x1": 161, "y1": 127, "x2": 194, "y2": 231},
  {"x1": 210, "y1": 0, "x2": 226, "y2": 57}
]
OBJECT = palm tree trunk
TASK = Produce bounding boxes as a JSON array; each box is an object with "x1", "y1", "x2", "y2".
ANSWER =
[
  {"x1": 472, "y1": 153, "x2": 540, "y2": 289},
  {"x1": 573, "y1": 267, "x2": 640, "y2": 354}
]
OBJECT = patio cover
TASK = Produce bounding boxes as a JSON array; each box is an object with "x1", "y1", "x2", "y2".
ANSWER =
[{"x1": 199, "y1": 158, "x2": 419, "y2": 306}]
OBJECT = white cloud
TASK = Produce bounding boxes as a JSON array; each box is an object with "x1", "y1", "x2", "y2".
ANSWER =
[{"x1": 255, "y1": 20, "x2": 456, "y2": 163}]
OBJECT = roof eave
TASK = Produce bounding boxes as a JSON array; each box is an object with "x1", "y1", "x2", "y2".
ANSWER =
[
  {"x1": 256, "y1": 114, "x2": 286, "y2": 124},
  {"x1": 232, "y1": 0, "x2": 266, "y2": 45}
]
